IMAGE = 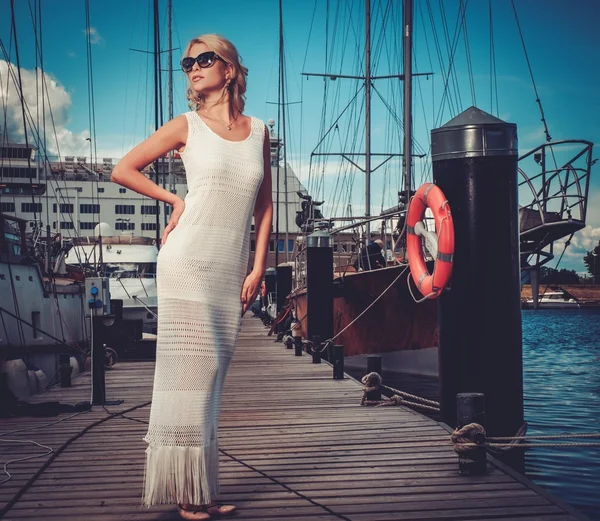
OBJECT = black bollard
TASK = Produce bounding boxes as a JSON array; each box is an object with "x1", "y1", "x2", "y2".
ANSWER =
[
  {"x1": 432, "y1": 107, "x2": 523, "y2": 438},
  {"x1": 91, "y1": 316, "x2": 106, "y2": 405},
  {"x1": 306, "y1": 231, "x2": 334, "y2": 344},
  {"x1": 288, "y1": 320, "x2": 300, "y2": 349},
  {"x1": 311, "y1": 335, "x2": 322, "y2": 363},
  {"x1": 331, "y1": 344, "x2": 344, "y2": 379},
  {"x1": 58, "y1": 353, "x2": 72, "y2": 388},
  {"x1": 456, "y1": 393, "x2": 487, "y2": 476},
  {"x1": 276, "y1": 264, "x2": 293, "y2": 333},
  {"x1": 294, "y1": 336, "x2": 303, "y2": 357},
  {"x1": 366, "y1": 355, "x2": 382, "y2": 400}
]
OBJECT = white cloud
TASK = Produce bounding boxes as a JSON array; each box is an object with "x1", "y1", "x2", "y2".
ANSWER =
[
  {"x1": 0, "y1": 60, "x2": 90, "y2": 157},
  {"x1": 84, "y1": 27, "x2": 104, "y2": 45}
]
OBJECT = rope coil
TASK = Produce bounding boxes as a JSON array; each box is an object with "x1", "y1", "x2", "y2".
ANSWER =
[{"x1": 360, "y1": 372, "x2": 440, "y2": 411}]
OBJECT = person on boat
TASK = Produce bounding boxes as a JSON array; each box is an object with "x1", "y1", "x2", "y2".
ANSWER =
[
  {"x1": 111, "y1": 34, "x2": 273, "y2": 521},
  {"x1": 355, "y1": 238, "x2": 387, "y2": 271}
]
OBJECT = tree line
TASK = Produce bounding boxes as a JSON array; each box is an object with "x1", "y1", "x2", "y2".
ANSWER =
[{"x1": 537, "y1": 240, "x2": 599, "y2": 284}]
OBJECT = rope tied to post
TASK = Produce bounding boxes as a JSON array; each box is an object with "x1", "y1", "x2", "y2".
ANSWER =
[
  {"x1": 359, "y1": 372, "x2": 441, "y2": 411},
  {"x1": 360, "y1": 372, "x2": 382, "y2": 405},
  {"x1": 451, "y1": 423, "x2": 487, "y2": 454}
]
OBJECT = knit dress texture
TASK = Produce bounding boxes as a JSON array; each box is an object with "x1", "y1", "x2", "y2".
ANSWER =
[{"x1": 143, "y1": 112, "x2": 266, "y2": 506}]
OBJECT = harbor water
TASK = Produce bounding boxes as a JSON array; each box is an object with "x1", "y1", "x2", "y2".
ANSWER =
[{"x1": 522, "y1": 307, "x2": 600, "y2": 520}]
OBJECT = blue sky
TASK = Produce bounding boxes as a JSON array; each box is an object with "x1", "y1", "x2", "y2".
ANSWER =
[{"x1": 1, "y1": 0, "x2": 599, "y2": 273}]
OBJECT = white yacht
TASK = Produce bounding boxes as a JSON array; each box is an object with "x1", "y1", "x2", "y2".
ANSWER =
[
  {"x1": 63, "y1": 223, "x2": 159, "y2": 333},
  {"x1": 526, "y1": 291, "x2": 580, "y2": 309}
]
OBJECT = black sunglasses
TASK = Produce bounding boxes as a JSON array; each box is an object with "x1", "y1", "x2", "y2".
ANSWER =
[{"x1": 181, "y1": 51, "x2": 226, "y2": 73}]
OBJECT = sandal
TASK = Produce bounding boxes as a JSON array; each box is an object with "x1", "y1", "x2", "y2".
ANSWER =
[
  {"x1": 177, "y1": 504, "x2": 211, "y2": 520},
  {"x1": 206, "y1": 503, "x2": 237, "y2": 516}
]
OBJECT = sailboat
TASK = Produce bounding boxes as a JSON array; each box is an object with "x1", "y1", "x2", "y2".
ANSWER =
[{"x1": 286, "y1": 0, "x2": 594, "y2": 369}]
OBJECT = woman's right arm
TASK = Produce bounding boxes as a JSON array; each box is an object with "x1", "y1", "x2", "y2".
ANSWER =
[
  {"x1": 111, "y1": 115, "x2": 187, "y2": 206},
  {"x1": 111, "y1": 115, "x2": 188, "y2": 244}
]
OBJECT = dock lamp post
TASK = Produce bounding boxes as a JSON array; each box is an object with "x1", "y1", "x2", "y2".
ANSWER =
[{"x1": 85, "y1": 137, "x2": 93, "y2": 171}]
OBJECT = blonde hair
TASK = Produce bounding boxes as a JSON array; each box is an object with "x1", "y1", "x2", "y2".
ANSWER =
[{"x1": 184, "y1": 34, "x2": 248, "y2": 115}]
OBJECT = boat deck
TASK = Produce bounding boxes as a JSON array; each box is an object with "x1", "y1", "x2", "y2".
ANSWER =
[{"x1": 0, "y1": 317, "x2": 590, "y2": 520}]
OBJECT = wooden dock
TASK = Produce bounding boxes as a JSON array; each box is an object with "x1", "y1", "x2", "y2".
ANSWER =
[{"x1": 0, "y1": 317, "x2": 590, "y2": 520}]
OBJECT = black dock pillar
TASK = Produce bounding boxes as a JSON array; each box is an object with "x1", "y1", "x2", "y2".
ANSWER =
[
  {"x1": 276, "y1": 264, "x2": 292, "y2": 312},
  {"x1": 432, "y1": 106, "x2": 523, "y2": 438},
  {"x1": 91, "y1": 316, "x2": 106, "y2": 406},
  {"x1": 306, "y1": 231, "x2": 334, "y2": 344},
  {"x1": 276, "y1": 264, "x2": 293, "y2": 333}
]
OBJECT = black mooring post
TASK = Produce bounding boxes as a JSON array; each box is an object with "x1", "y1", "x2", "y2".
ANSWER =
[
  {"x1": 91, "y1": 316, "x2": 106, "y2": 405},
  {"x1": 432, "y1": 107, "x2": 523, "y2": 438},
  {"x1": 312, "y1": 335, "x2": 322, "y2": 364},
  {"x1": 276, "y1": 264, "x2": 293, "y2": 333},
  {"x1": 294, "y1": 336, "x2": 303, "y2": 356},
  {"x1": 306, "y1": 231, "x2": 334, "y2": 346},
  {"x1": 456, "y1": 393, "x2": 487, "y2": 475},
  {"x1": 58, "y1": 353, "x2": 72, "y2": 388},
  {"x1": 332, "y1": 344, "x2": 344, "y2": 379},
  {"x1": 366, "y1": 355, "x2": 382, "y2": 400}
]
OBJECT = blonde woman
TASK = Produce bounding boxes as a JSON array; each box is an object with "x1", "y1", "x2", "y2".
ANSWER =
[{"x1": 112, "y1": 34, "x2": 273, "y2": 520}]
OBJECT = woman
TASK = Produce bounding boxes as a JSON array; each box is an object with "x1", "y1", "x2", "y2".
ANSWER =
[{"x1": 111, "y1": 34, "x2": 273, "y2": 520}]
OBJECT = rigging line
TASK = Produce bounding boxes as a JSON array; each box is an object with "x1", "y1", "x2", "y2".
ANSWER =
[
  {"x1": 436, "y1": 0, "x2": 461, "y2": 117},
  {"x1": 38, "y1": 0, "x2": 49, "y2": 237},
  {"x1": 424, "y1": 0, "x2": 449, "y2": 120},
  {"x1": 0, "y1": 38, "x2": 84, "y2": 240},
  {"x1": 510, "y1": 0, "x2": 551, "y2": 143},
  {"x1": 434, "y1": 0, "x2": 470, "y2": 128},
  {"x1": 371, "y1": 84, "x2": 427, "y2": 157},
  {"x1": 415, "y1": 2, "x2": 436, "y2": 184},
  {"x1": 3, "y1": 255, "x2": 26, "y2": 347},
  {"x1": 0, "y1": 305, "x2": 87, "y2": 354},
  {"x1": 488, "y1": 0, "x2": 499, "y2": 116},
  {"x1": 85, "y1": 0, "x2": 100, "y2": 239},
  {"x1": 448, "y1": 0, "x2": 469, "y2": 114},
  {"x1": 330, "y1": 94, "x2": 361, "y2": 215},
  {"x1": 298, "y1": 2, "x2": 319, "y2": 182},
  {"x1": 436, "y1": 0, "x2": 464, "y2": 120},
  {"x1": 1, "y1": 30, "x2": 86, "y2": 234},
  {"x1": 28, "y1": 0, "x2": 40, "y2": 181},
  {"x1": 10, "y1": 0, "x2": 39, "y2": 227},
  {"x1": 460, "y1": 0, "x2": 476, "y2": 107}
]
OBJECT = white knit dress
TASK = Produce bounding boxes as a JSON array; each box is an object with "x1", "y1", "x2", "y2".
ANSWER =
[{"x1": 143, "y1": 112, "x2": 265, "y2": 506}]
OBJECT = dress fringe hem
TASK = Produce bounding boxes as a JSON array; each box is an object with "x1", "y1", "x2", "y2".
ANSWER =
[{"x1": 142, "y1": 442, "x2": 219, "y2": 507}]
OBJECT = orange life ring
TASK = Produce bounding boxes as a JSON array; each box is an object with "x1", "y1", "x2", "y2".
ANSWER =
[{"x1": 406, "y1": 183, "x2": 454, "y2": 298}]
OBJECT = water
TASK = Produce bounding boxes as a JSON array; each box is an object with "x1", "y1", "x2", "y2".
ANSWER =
[{"x1": 522, "y1": 308, "x2": 600, "y2": 520}]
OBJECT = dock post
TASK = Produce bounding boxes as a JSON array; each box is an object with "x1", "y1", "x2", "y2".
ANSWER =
[
  {"x1": 312, "y1": 335, "x2": 322, "y2": 363},
  {"x1": 276, "y1": 264, "x2": 293, "y2": 333},
  {"x1": 91, "y1": 316, "x2": 106, "y2": 405},
  {"x1": 294, "y1": 336, "x2": 303, "y2": 356},
  {"x1": 432, "y1": 107, "x2": 523, "y2": 438},
  {"x1": 58, "y1": 353, "x2": 72, "y2": 388},
  {"x1": 366, "y1": 355, "x2": 382, "y2": 400},
  {"x1": 306, "y1": 230, "x2": 334, "y2": 350},
  {"x1": 456, "y1": 392, "x2": 487, "y2": 475},
  {"x1": 332, "y1": 344, "x2": 344, "y2": 379}
]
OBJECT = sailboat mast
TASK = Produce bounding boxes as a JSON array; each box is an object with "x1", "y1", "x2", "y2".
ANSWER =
[
  {"x1": 279, "y1": 0, "x2": 289, "y2": 261},
  {"x1": 402, "y1": 0, "x2": 413, "y2": 206},
  {"x1": 365, "y1": 0, "x2": 372, "y2": 237},
  {"x1": 153, "y1": 0, "x2": 160, "y2": 246},
  {"x1": 167, "y1": 0, "x2": 173, "y2": 225}
]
